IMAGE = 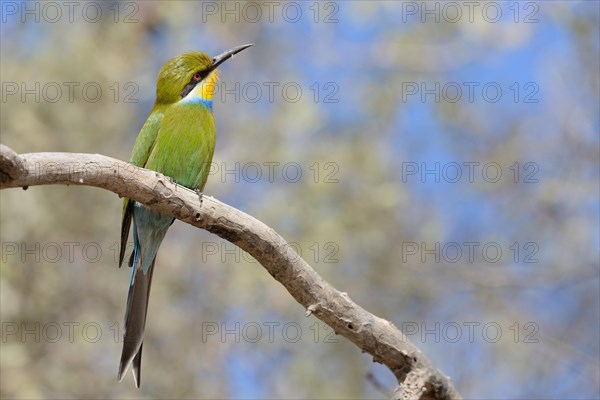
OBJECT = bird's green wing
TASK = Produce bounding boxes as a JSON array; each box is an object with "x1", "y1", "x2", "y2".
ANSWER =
[
  {"x1": 143, "y1": 104, "x2": 216, "y2": 190},
  {"x1": 119, "y1": 110, "x2": 164, "y2": 267}
]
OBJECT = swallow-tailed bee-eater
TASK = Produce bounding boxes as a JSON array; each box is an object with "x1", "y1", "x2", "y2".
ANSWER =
[{"x1": 117, "y1": 44, "x2": 253, "y2": 387}]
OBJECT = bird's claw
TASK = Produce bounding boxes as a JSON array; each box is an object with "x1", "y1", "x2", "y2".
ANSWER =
[{"x1": 194, "y1": 189, "x2": 203, "y2": 206}]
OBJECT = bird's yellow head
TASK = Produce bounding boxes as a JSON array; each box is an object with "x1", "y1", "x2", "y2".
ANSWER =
[{"x1": 154, "y1": 44, "x2": 253, "y2": 110}]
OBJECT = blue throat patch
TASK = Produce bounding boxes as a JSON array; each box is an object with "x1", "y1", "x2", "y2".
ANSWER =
[{"x1": 180, "y1": 97, "x2": 213, "y2": 111}]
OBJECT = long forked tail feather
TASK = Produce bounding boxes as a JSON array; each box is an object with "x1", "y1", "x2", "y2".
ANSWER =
[
  {"x1": 117, "y1": 258, "x2": 155, "y2": 387},
  {"x1": 118, "y1": 202, "x2": 172, "y2": 387}
]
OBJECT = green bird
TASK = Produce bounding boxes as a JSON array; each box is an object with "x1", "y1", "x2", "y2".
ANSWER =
[{"x1": 117, "y1": 44, "x2": 252, "y2": 387}]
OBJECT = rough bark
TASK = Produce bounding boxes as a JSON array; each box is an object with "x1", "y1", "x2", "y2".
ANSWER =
[{"x1": 0, "y1": 144, "x2": 461, "y2": 399}]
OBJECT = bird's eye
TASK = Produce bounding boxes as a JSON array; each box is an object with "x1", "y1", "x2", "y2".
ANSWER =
[{"x1": 193, "y1": 72, "x2": 203, "y2": 81}]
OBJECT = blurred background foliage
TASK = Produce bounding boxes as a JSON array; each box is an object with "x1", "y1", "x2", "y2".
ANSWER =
[{"x1": 1, "y1": 1, "x2": 599, "y2": 398}]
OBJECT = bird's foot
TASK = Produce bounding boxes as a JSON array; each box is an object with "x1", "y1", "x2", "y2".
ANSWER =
[
  {"x1": 193, "y1": 189, "x2": 204, "y2": 221},
  {"x1": 194, "y1": 189, "x2": 204, "y2": 206}
]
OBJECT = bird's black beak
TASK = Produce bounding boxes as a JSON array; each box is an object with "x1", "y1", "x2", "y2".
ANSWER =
[{"x1": 210, "y1": 44, "x2": 253, "y2": 71}]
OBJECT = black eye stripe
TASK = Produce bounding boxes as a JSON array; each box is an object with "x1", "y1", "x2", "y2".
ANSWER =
[
  {"x1": 181, "y1": 81, "x2": 197, "y2": 98},
  {"x1": 180, "y1": 70, "x2": 209, "y2": 98},
  {"x1": 193, "y1": 70, "x2": 208, "y2": 81}
]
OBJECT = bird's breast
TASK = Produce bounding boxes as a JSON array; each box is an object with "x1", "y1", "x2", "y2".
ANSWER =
[{"x1": 147, "y1": 105, "x2": 216, "y2": 190}]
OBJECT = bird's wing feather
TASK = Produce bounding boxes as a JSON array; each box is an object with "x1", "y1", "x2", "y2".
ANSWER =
[
  {"x1": 143, "y1": 104, "x2": 216, "y2": 189},
  {"x1": 119, "y1": 110, "x2": 164, "y2": 267}
]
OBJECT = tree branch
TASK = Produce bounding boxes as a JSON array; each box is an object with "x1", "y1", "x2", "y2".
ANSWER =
[{"x1": 0, "y1": 144, "x2": 461, "y2": 400}]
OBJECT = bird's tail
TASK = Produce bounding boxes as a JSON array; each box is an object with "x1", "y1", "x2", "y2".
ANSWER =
[
  {"x1": 118, "y1": 203, "x2": 172, "y2": 387},
  {"x1": 118, "y1": 257, "x2": 155, "y2": 387}
]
